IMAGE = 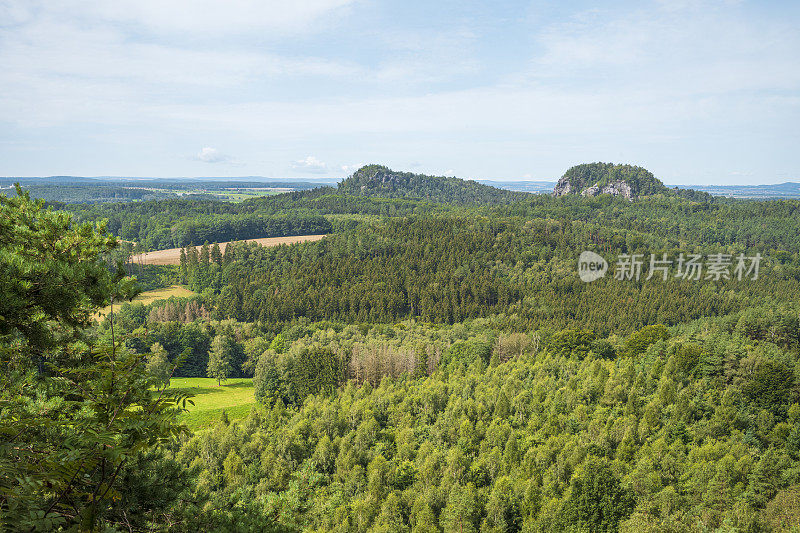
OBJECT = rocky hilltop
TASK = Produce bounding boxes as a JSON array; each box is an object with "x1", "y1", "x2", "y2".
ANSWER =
[{"x1": 553, "y1": 163, "x2": 668, "y2": 200}]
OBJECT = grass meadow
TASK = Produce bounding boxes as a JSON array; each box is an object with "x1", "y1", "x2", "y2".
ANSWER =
[{"x1": 168, "y1": 377, "x2": 256, "y2": 431}]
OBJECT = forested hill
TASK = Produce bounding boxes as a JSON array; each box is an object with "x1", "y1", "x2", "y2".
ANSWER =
[
  {"x1": 338, "y1": 164, "x2": 528, "y2": 205},
  {"x1": 554, "y1": 162, "x2": 710, "y2": 201},
  {"x1": 554, "y1": 162, "x2": 669, "y2": 198}
]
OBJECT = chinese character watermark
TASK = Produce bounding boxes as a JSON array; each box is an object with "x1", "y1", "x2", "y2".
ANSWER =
[{"x1": 578, "y1": 251, "x2": 762, "y2": 283}]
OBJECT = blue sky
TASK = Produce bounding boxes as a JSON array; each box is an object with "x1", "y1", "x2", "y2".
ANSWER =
[{"x1": 1, "y1": 0, "x2": 798, "y2": 185}]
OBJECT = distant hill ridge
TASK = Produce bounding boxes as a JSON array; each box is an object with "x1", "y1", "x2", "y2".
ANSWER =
[{"x1": 338, "y1": 164, "x2": 528, "y2": 205}]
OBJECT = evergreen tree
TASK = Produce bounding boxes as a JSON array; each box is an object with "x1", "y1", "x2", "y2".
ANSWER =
[
  {"x1": 179, "y1": 247, "x2": 188, "y2": 284},
  {"x1": 211, "y1": 242, "x2": 223, "y2": 265}
]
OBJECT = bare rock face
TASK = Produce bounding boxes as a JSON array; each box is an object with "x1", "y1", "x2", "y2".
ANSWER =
[
  {"x1": 554, "y1": 175, "x2": 635, "y2": 199},
  {"x1": 579, "y1": 180, "x2": 633, "y2": 199},
  {"x1": 553, "y1": 172, "x2": 640, "y2": 200},
  {"x1": 553, "y1": 180, "x2": 572, "y2": 196}
]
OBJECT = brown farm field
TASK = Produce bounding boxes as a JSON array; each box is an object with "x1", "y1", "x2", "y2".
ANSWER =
[{"x1": 132, "y1": 234, "x2": 326, "y2": 265}]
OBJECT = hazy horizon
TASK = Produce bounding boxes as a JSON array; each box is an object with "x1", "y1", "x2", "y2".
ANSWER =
[
  {"x1": 2, "y1": 1, "x2": 799, "y2": 185},
  {"x1": 3, "y1": 171, "x2": 800, "y2": 189}
]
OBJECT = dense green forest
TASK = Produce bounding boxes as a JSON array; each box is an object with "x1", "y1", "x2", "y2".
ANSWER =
[
  {"x1": 3, "y1": 168, "x2": 800, "y2": 531},
  {"x1": 176, "y1": 313, "x2": 800, "y2": 532},
  {"x1": 337, "y1": 165, "x2": 529, "y2": 205},
  {"x1": 168, "y1": 194, "x2": 800, "y2": 333}
]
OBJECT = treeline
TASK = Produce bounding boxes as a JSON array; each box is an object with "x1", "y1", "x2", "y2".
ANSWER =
[
  {"x1": 68, "y1": 192, "x2": 436, "y2": 250},
  {"x1": 169, "y1": 212, "x2": 331, "y2": 248},
  {"x1": 495, "y1": 193, "x2": 800, "y2": 252},
  {"x1": 70, "y1": 198, "x2": 331, "y2": 250},
  {"x1": 1, "y1": 184, "x2": 173, "y2": 203},
  {"x1": 105, "y1": 299, "x2": 263, "y2": 378}
]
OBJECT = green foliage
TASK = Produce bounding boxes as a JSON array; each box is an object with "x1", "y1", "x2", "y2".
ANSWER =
[
  {"x1": 550, "y1": 329, "x2": 597, "y2": 358},
  {"x1": 0, "y1": 185, "x2": 130, "y2": 356},
  {"x1": 671, "y1": 343, "x2": 702, "y2": 374},
  {"x1": 624, "y1": 324, "x2": 669, "y2": 357},
  {"x1": 270, "y1": 332, "x2": 287, "y2": 353},
  {"x1": 743, "y1": 357, "x2": 796, "y2": 414},
  {"x1": 207, "y1": 334, "x2": 235, "y2": 385},
  {"x1": 254, "y1": 352, "x2": 283, "y2": 405},
  {"x1": 590, "y1": 338, "x2": 617, "y2": 359},
  {"x1": 254, "y1": 343, "x2": 341, "y2": 407},
  {"x1": 190, "y1": 201, "x2": 800, "y2": 334},
  {"x1": 19, "y1": 169, "x2": 800, "y2": 532},
  {"x1": 0, "y1": 345, "x2": 190, "y2": 530},
  {"x1": 0, "y1": 187, "x2": 188, "y2": 530},
  {"x1": 293, "y1": 346, "x2": 340, "y2": 400},
  {"x1": 146, "y1": 341, "x2": 173, "y2": 389},
  {"x1": 443, "y1": 337, "x2": 493, "y2": 369},
  {"x1": 215, "y1": 217, "x2": 522, "y2": 325},
  {"x1": 168, "y1": 310, "x2": 800, "y2": 531},
  {"x1": 559, "y1": 457, "x2": 635, "y2": 532}
]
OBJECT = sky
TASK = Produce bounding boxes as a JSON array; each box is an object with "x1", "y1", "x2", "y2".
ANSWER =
[{"x1": 0, "y1": 0, "x2": 798, "y2": 185}]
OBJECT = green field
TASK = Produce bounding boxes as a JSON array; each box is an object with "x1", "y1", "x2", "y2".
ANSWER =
[
  {"x1": 95, "y1": 285, "x2": 195, "y2": 320},
  {"x1": 168, "y1": 377, "x2": 256, "y2": 431},
  {"x1": 180, "y1": 188, "x2": 290, "y2": 202}
]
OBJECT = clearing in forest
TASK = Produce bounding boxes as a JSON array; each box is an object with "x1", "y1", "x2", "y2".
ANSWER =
[
  {"x1": 95, "y1": 285, "x2": 196, "y2": 320},
  {"x1": 167, "y1": 378, "x2": 256, "y2": 431}
]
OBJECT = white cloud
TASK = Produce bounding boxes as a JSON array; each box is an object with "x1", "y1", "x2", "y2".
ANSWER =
[
  {"x1": 528, "y1": 2, "x2": 800, "y2": 96},
  {"x1": 292, "y1": 156, "x2": 328, "y2": 173},
  {"x1": 0, "y1": 9, "x2": 363, "y2": 129},
  {"x1": 197, "y1": 147, "x2": 230, "y2": 163},
  {"x1": 13, "y1": 0, "x2": 357, "y2": 36}
]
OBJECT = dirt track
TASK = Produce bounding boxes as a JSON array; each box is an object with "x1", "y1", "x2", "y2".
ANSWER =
[{"x1": 132, "y1": 234, "x2": 326, "y2": 265}]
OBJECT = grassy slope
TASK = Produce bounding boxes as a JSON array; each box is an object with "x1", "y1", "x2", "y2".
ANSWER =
[
  {"x1": 95, "y1": 285, "x2": 196, "y2": 320},
  {"x1": 168, "y1": 377, "x2": 255, "y2": 431}
]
